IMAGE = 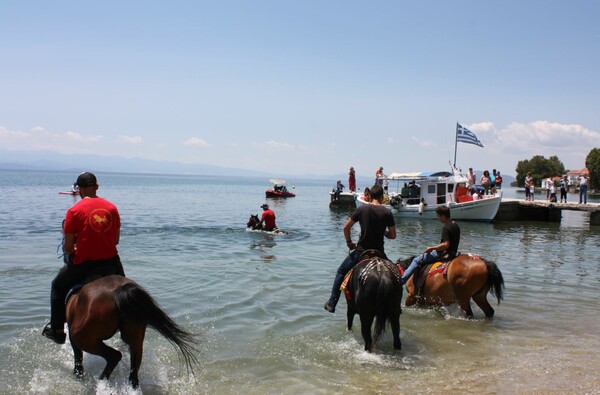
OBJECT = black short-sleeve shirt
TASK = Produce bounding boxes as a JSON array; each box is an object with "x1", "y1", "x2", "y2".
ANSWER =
[{"x1": 351, "y1": 204, "x2": 395, "y2": 253}]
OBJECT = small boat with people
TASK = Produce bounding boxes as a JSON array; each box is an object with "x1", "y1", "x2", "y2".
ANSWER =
[
  {"x1": 265, "y1": 179, "x2": 295, "y2": 198},
  {"x1": 356, "y1": 168, "x2": 502, "y2": 222}
]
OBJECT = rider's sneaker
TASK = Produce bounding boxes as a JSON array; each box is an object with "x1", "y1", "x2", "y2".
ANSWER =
[
  {"x1": 42, "y1": 323, "x2": 66, "y2": 344},
  {"x1": 324, "y1": 302, "x2": 335, "y2": 313}
]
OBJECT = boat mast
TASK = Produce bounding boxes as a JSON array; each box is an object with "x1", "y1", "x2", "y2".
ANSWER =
[{"x1": 453, "y1": 122, "x2": 459, "y2": 168}]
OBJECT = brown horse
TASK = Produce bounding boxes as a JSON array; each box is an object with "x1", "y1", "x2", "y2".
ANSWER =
[
  {"x1": 397, "y1": 254, "x2": 504, "y2": 318},
  {"x1": 65, "y1": 275, "x2": 199, "y2": 388}
]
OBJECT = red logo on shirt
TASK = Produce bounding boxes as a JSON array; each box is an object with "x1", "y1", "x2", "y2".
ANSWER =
[{"x1": 89, "y1": 208, "x2": 112, "y2": 232}]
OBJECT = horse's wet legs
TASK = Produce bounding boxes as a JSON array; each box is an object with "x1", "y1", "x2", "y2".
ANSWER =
[
  {"x1": 88, "y1": 341, "x2": 122, "y2": 381},
  {"x1": 121, "y1": 323, "x2": 146, "y2": 389},
  {"x1": 458, "y1": 298, "x2": 474, "y2": 318},
  {"x1": 389, "y1": 313, "x2": 401, "y2": 350},
  {"x1": 360, "y1": 315, "x2": 374, "y2": 352},
  {"x1": 70, "y1": 340, "x2": 84, "y2": 378},
  {"x1": 472, "y1": 292, "x2": 495, "y2": 318},
  {"x1": 127, "y1": 339, "x2": 144, "y2": 388},
  {"x1": 347, "y1": 308, "x2": 355, "y2": 331}
]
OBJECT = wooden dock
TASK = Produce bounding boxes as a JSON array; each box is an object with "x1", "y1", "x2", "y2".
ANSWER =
[{"x1": 495, "y1": 199, "x2": 600, "y2": 225}]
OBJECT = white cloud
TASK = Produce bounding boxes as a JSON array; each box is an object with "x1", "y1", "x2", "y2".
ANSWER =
[
  {"x1": 118, "y1": 135, "x2": 143, "y2": 144},
  {"x1": 258, "y1": 140, "x2": 294, "y2": 150},
  {"x1": 463, "y1": 121, "x2": 600, "y2": 170},
  {"x1": 183, "y1": 137, "x2": 210, "y2": 147},
  {"x1": 65, "y1": 131, "x2": 103, "y2": 142}
]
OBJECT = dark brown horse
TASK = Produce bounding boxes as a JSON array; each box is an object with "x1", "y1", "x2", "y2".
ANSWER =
[
  {"x1": 397, "y1": 254, "x2": 504, "y2": 318},
  {"x1": 65, "y1": 275, "x2": 198, "y2": 388},
  {"x1": 344, "y1": 254, "x2": 403, "y2": 352},
  {"x1": 246, "y1": 214, "x2": 286, "y2": 234},
  {"x1": 247, "y1": 214, "x2": 262, "y2": 230}
]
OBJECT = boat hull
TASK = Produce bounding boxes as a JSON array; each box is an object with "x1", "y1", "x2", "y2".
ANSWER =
[
  {"x1": 265, "y1": 190, "x2": 295, "y2": 198},
  {"x1": 356, "y1": 194, "x2": 501, "y2": 222}
]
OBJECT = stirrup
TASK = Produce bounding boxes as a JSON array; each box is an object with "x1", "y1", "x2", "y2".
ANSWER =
[{"x1": 42, "y1": 323, "x2": 66, "y2": 344}]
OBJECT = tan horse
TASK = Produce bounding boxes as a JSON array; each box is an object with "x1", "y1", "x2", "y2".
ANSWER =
[{"x1": 397, "y1": 254, "x2": 504, "y2": 318}]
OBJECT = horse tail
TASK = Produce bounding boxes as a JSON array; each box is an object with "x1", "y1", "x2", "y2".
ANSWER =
[
  {"x1": 371, "y1": 281, "x2": 389, "y2": 348},
  {"x1": 482, "y1": 258, "x2": 505, "y2": 304},
  {"x1": 115, "y1": 283, "x2": 199, "y2": 373}
]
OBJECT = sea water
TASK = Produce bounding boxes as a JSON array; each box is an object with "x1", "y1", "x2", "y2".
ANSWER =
[{"x1": 1, "y1": 169, "x2": 599, "y2": 394}]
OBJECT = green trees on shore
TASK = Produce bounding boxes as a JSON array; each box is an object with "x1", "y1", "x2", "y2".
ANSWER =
[
  {"x1": 515, "y1": 155, "x2": 565, "y2": 187},
  {"x1": 515, "y1": 149, "x2": 599, "y2": 189},
  {"x1": 586, "y1": 148, "x2": 600, "y2": 190}
]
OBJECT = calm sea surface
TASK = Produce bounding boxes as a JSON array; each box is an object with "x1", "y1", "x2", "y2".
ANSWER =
[{"x1": 1, "y1": 169, "x2": 599, "y2": 394}]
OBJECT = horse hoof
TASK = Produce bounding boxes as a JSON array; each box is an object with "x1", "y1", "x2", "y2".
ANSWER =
[{"x1": 73, "y1": 364, "x2": 84, "y2": 378}]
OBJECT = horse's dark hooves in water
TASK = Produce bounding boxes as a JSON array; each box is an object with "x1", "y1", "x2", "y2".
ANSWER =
[
  {"x1": 65, "y1": 275, "x2": 199, "y2": 388},
  {"x1": 344, "y1": 254, "x2": 403, "y2": 352}
]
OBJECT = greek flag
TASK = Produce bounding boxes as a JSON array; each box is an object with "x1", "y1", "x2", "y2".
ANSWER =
[{"x1": 456, "y1": 123, "x2": 484, "y2": 147}]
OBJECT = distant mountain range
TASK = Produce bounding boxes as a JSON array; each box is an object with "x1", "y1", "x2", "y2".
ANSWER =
[
  {"x1": 0, "y1": 149, "x2": 515, "y2": 185},
  {"x1": 0, "y1": 149, "x2": 366, "y2": 183}
]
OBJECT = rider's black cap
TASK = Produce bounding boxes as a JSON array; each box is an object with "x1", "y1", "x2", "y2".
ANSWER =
[{"x1": 76, "y1": 172, "x2": 98, "y2": 187}]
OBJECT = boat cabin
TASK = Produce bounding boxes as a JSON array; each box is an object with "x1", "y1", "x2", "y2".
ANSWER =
[{"x1": 386, "y1": 171, "x2": 471, "y2": 208}]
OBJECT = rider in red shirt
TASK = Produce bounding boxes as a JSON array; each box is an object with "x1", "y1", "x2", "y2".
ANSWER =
[
  {"x1": 259, "y1": 204, "x2": 278, "y2": 231},
  {"x1": 42, "y1": 172, "x2": 125, "y2": 344}
]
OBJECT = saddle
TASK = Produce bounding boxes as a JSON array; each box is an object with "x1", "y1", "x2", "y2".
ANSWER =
[
  {"x1": 64, "y1": 266, "x2": 124, "y2": 304},
  {"x1": 412, "y1": 254, "x2": 459, "y2": 291},
  {"x1": 341, "y1": 251, "x2": 403, "y2": 300}
]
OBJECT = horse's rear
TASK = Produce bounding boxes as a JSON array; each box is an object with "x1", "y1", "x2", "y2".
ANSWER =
[
  {"x1": 402, "y1": 254, "x2": 504, "y2": 318},
  {"x1": 346, "y1": 257, "x2": 402, "y2": 352},
  {"x1": 66, "y1": 275, "x2": 198, "y2": 388}
]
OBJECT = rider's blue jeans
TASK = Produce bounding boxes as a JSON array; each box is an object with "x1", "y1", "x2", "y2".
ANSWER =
[
  {"x1": 327, "y1": 250, "x2": 361, "y2": 307},
  {"x1": 401, "y1": 250, "x2": 443, "y2": 284}
]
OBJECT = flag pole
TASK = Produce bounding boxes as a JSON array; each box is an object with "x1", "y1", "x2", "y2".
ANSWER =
[{"x1": 453, "y1": 122, "x2": 459, "y2": 168}]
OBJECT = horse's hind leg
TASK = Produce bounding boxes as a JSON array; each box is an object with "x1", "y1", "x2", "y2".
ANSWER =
[
  {"x1": 83, "y1": 341, "x2": 122, "y2": 381},
  {"x1": 360, "y1": 315, "x2": 374, "y2": 352},
  {"x1": 389, "y1": 311, "x2": 401, "y2": 350},
  {"x1": 121, "y1": 322, "x2": 146, "y2": 389},
  {"x1": 472, "y1": 287, "x2": 495, "y2": 318}
]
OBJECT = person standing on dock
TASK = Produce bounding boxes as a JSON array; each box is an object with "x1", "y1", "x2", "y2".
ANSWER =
[
  {"x1": 560, "y1": 175, "x2": 568, "y2": 203},
  {"x1": 578, "y1": 173, "x2": 589, "y2": 204},
  {"x1": 525, "y1": 172, "x2": 533, "y2": 201}
]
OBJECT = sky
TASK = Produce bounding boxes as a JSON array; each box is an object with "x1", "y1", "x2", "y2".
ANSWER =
[{"x1": 1, "y1": 1, "x2": 599, "y2": 177}]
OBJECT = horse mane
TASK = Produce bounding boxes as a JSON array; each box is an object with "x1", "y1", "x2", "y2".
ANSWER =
[{"x1": 396, "y1": 256, "x2": 416, "y2": 270}]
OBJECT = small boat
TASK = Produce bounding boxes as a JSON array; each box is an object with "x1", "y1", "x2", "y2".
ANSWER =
[
  {"x1": 265, "y1": 179, "x2": 295, "y2": 198},
  {"x1": 58, "y1": 191, "x2": 79, "y2": 195},
  {"x1": 356, "y1": 169, "x2": 502, "y2": 222},
  {"x1": 329, "y1": 191, "x2": 358, "y2": 208}
]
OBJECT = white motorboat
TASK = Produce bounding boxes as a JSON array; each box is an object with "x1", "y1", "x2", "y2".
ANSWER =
[{"x1": 356, "y1": 169, "x2": 502, "y2": 222}]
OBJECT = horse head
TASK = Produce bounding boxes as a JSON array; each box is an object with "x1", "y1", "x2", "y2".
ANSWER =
[
  {"x1": 396, "y1": 256, "x2": 416, "y2": 271},
  {"x1": 247, "y1": 214, "x2": 261, "y2": 229}
]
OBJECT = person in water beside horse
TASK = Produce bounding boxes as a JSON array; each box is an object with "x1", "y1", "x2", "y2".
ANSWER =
[
  {"x1": 43, "y1": 172, "x2": 125, "y2": 344},
  {"x1": 401, "y1": 205, "x2": 460, "y2": 285},
  {"x1": 257, "y1": 203, "x2": 278, "y2": 231},
  {"x1": 324, "y1": 184, "x2": 396, "y2": 313}
]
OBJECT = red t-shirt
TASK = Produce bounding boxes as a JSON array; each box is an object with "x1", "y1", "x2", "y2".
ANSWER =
[
  {"x1": 261, "y1": 209, "x2": 276, "y2": 228},
  {"x1": 63, "y1": 197, "x2": 120, "y2": 264}
]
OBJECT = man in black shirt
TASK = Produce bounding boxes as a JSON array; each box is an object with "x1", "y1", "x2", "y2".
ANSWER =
[
  {"x1": 324, "y1": 184, "x2": 396, "y2": 313},
  {"x1": 401, "y1": 205, "x2": 460, "y2": 284}
]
